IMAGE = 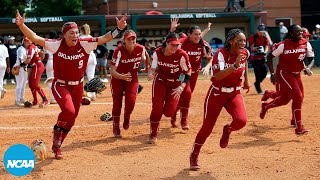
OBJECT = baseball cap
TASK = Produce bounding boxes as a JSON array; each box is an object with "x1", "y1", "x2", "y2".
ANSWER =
[
  {"x1": 124, "y1": 31, "x2": 137, "y2": 39},
  {"x1": 9, "y1": 36, "x2": 15, "y2": 40},
  {"x1": 302, "y1": 31, "x2": 311, "y2": 38},
  {"x1": 316, "y1": 24, "x2": 320, "y2": 29},
  {"x1": 257, "y1": 24, "x2": 266, "y2": 31}
]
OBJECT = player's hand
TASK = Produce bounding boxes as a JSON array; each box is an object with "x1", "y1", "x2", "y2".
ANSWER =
[
  {"x1": 121, "y1": 72, "x2": 132, "y2": 82},
  {"x1": 147, "y1": 72, "x2": 154, "y2": 81},
  {"x1": 170, "y1": 18, "x2": 180, "y2": 32},
  {"x1": 171, "y1": 86, "x2": 183, "y2": 100},
  {"x1": 270, "y1": 74, "x2": 277, "y2": 85},
  {"x1": 243, "y1": 80, "x2": 250, "y2": 93},
  {"x1": 207, "y1": 22, "x2": 212, "y2": 30},
  {"x1": 16, "y1": 10, "x2": 25, "y2": 26},
  {"x1": 116, "y1": 14, "x2": 127, "y2": 30},
  {"x1": 201, "y1": 65, "x2": 211, "y2": 76},
  {"x1": 303, "y1": 68, "x2": 313, "y2": 76},
  {"x1": 235, "y1": 54, "x2": 244, "y2": 67}
]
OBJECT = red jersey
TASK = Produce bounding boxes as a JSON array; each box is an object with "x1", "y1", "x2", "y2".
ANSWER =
[
  {"x1": 111, "y1": 44, "x2": 146, "y2": 81},
  {"x1": 27, "y1": 44, "x2": 41, "y2": 65},
  {"x1": 44, "y1": 37, "x2": 98, "y2": 81},
  {"x1": 211, "y1": 47, "x2": 250, "y2": 87},
  {"x1": 151, "y1": 47, "x2": 191, "y2": 80},
  {"x1": 272, "y1": 39, "x2": 314, "y2": 72},
  {"x1": 248, "y1": 34, "x2": 269, "y2": 60},
  {"x1": 180, "y1": 37, "x2": 211, "y2": 72}
]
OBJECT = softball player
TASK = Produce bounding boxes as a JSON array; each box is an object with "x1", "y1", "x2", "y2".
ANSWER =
[
  {"x1": 110, "y1": 30, "x2": 147, "y2": 138},
  {"x1": 189, "y1": 29, "x2": 250, "y2": 170},
  {"x1": 14, "y1": 37, "x2": 30, "y2": 105},
  {"x1": 147, "y1": 32, "x2": 191, "y2": 144},
  {"x1": 170, "y1": 18, "x2": 213, "y2": 130},
  {"x1": 261, "y1": 25, "x2": 314, "y2": 135},
  {"x1": 80, "y1": 24, "x2": 97, "y2": 100},
  {"x1": 16, "y1": 10, "x2": 127, "y2": 159},
  {"x1": 0, "y1": 36, "x2": 9, "y2": 98}
]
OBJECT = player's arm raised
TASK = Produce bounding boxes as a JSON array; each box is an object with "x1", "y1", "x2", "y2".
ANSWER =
[
  {"x1": 16, "y1": 10, "x2": 45, "y2": 47},
  {"x1": 98, "y1": 14, "x2": 127, "y2": 45}
]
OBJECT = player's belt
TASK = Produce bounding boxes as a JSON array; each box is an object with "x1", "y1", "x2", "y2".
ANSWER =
[
  {"x1": 56, "y1": 77, "x2": 84, "y2": 86},
  {"x1": 212, "y1": 85, "x2": 241, "y2": 93},
  {"x1": 31, "y1": 60, "x2": 42, "y2": 67}
]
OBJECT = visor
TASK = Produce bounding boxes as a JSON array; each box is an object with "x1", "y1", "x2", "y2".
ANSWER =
[
  {"x1": 124, "y1": 31, "x2": 137, "y2": 39},
  {"x1": 62, "y1": 23, "x2": 78, "y2": 34},
  {"x1": 166, "y1": 38, "x2": 181, "y2": 45}
]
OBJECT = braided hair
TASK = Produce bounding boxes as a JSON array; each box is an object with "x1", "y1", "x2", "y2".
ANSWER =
[{"x1": 224, "y1": 28, "x2": 244, "y2": 51}]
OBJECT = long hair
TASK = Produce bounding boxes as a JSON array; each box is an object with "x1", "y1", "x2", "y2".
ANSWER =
[
  {"x1": 161, "y1": 32, "x2": 179, "y2": 47},
  {"x1": 284, "y1": 24, "x2": 299, "y2": 40},
  {"x1": 224, "y1": 28, "x2": 244, "y2": 51},
  {"x1": 80, "y1": 24, "x2": 91, "y2": 35}
]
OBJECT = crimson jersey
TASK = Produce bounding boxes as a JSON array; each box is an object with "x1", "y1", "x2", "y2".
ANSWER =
[
  {"x1": 111, "y1": 44, "x2": 146, "y2": 81},
  {"x1": 27, "y1": 44, "x2": 41, "y2": 65},
  {"x1": 44, "y1": 37, "x2": 98, "y2": 81},
  {"x1": 180, "y1": 37, "x2": 211, "y2": 72},
  {"x1": 151, "y1": 47, "x2": 191, "y2": 80},
  {"x1": 272, "y1": 39, "x2": 314, "y2": 72},
  {"x1": 211, "y1": 47, "x2": 250, "y2": 87}
]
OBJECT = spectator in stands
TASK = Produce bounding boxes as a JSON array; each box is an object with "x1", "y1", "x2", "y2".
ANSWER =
[
  {"x1": 279, "y1": 22, "x2": 288, "y2": 41},
  {"x1": 224, "y1": 0, "x2": 240, "y2": 12}
]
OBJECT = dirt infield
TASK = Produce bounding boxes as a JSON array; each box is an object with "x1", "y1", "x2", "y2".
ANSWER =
[{"x1": 1, "y1": 73, "x2": 320, "y2": 179}]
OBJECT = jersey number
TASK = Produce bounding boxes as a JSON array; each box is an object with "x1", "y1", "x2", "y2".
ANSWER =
[
  {"x1": 298, "y1": 54, "x2": 306, "y2": 61},
  {"x1": 79, "y1": 60, "x2": 83, "y2": 69},
  {"x1": 133, "y1": 62, "x2": 140, "y2": 69},
  {"x1": 171, "y1": 68, "x2": 179, "y2": 73}
]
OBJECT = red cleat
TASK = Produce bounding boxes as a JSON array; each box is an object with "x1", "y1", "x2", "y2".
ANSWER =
[
  {"x1": 181, "y1": 121, "x2": 189, "y2": 131},
  {"x1": 113, "y1": 125, "x2": 122, "y2": 138},
  {"x1": 147, "y1": 136, "x2": 157, "y2": 144},
  {"x1": 260, "y1": 102, "x2": 267, "y2": 119},
  {"x1": 220, "y1": 125, "x2": 231, "y2": 148},
  {"x1": 295, "y1": 126, "x2": 309, "y2": 135},
  {"x1": 189, "y1": 155, "x2": 200, "y2": 171},
  {"x1": 261, "y1": 90, "x2": 271, "y2": 102},
  {"x1": 52, "y1": 145, "x2": 63, "y2": 160},
  {"x1": 123, "y1": 117, "x2": 130, "y2": 130}
]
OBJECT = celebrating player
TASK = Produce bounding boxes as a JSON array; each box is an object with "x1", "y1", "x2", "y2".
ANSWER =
[
  {"x1": 261, "y1": 24, "x2": 314, "y2": 135},
  {"x1": 25, "y1": 39, "x2": 49, "y2": 106},
  {"x1": 189, "y1": 29, "x2": 250, "y2": 170},
  {"x1": 16, "y1": 9, "x2": 127, "y2": 159},
  {"x1": 169, "y1": 18, "x2": 213, "y2": 130},
  {"x1": 110, "y1": 30, "x2": 148, "y2": 138},
  {"x1": 147, "y1": 32, "x2": 191, "y2": 144}
]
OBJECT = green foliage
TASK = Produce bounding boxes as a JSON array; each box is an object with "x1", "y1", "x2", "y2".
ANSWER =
[
  {"x1": 0, "y1": 0, "x2": 27, "y2": 18},
  {"x1": 27, "y1": 0, "x2": 82, "y2": 17}
]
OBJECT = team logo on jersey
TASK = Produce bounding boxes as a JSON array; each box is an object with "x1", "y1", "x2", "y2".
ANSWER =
[
  {"x1": 284, "y1": 48, "x2": 306, "y2": 54},
  {"x1": 58, "y1": 52, "x2": 84, "y2": 60},
  {"x1": 187, "y1": 51, "x2": 201, "y2": 56},
  {"x1": 158, "y1": 61, "x2": 179, "y2": 68},
  {"x1": 121, "y1": 57, "x2": 142, "y2": 63}
]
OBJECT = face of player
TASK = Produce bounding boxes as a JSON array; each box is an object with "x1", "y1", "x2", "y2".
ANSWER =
[
  {"x1": 291, "y1": 25, "x2": 303, "y2": 42},
  {"x1": 124, "y1": 36, "x2": 136, "y2": 49},
  {"x1": 64, "y1": 28, "x2": 79, "y2": 47},
  {"x1": 230, "y1": 33, "x2": 246, "y2": 54},
  {"x1": 165, "y1": 42, "x2": 179, "y2": 55},
  {"x1": 23, "y1": 40, "x2": 31, "y2": 48},
  {"x1": 188, "y1": 29, "x2": 201, "y2": 44}
]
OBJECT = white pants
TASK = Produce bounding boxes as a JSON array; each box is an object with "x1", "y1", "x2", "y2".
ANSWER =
[
  {"x1": 46, "y1": 60, "x2": 55, "y2": 101},
  {"x1": 0, "y1": 61, "x2": 6, "y2": 92},
  {"x1": 86, "y1": 53, "x2": 97, "y2": 99},
  {"x1": 15, "y1": 67, "x2": 28, "y2": 101}
]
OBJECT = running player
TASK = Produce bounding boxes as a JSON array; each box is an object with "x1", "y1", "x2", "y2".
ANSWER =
[
  {"x1": 16, "y1": 10, "x2": 127, "y2": 159},
  {"x1": 189, "y1": 29, "x2": 250, "y2": 170},
  {"x1": 147, "y1": 32, "x2": 191, "y2": 144}
]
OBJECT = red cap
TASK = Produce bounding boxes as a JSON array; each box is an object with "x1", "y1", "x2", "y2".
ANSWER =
[
  {"x1": 166, "y1": 37, "x2": 181, "y2": 45},
  {"x1": 124, "y1": 31, "x2": 137, "y2": 39},
  {"x1": 302, "y1": 31, "x2": 311, "y2": 38}
]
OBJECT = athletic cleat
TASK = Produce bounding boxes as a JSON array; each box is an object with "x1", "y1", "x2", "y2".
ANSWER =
[
  {"x1": 220, "y1": 125, "x2": 231, "y2": 148},
  {"x1": 32, "y1": 101, "x2": 39, "y2": 106},
  {"x1": 113, "y1": 126, "x2": 122, "y2": 138},
  {"x1": 190, "y1": 155, "x2": 200, "y2": 171},
  {"x1": 52, "y1": 145, "x2": 63, "y2": 160},
  {"x1": 260, "y1": 102, "x2": 267, "y2": 119},
  {"x1": 50, "y1": 99, "x2": 57, "y2": 104},
  {"x1": 261, "y1": 90, "x2": 271, "y2": 102},
  {"x1": 295, "y1": 126, "x2": 309, "y2": 135},
  {"x1": 123, "y1": 117, "x2": 130, "y2": 130},
  {"x1": 147, "y1": 136, "x2": 157, "y2": 144},
  {"x1": 181, "y1": 121, "x2": 190, "y2": 131}
]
